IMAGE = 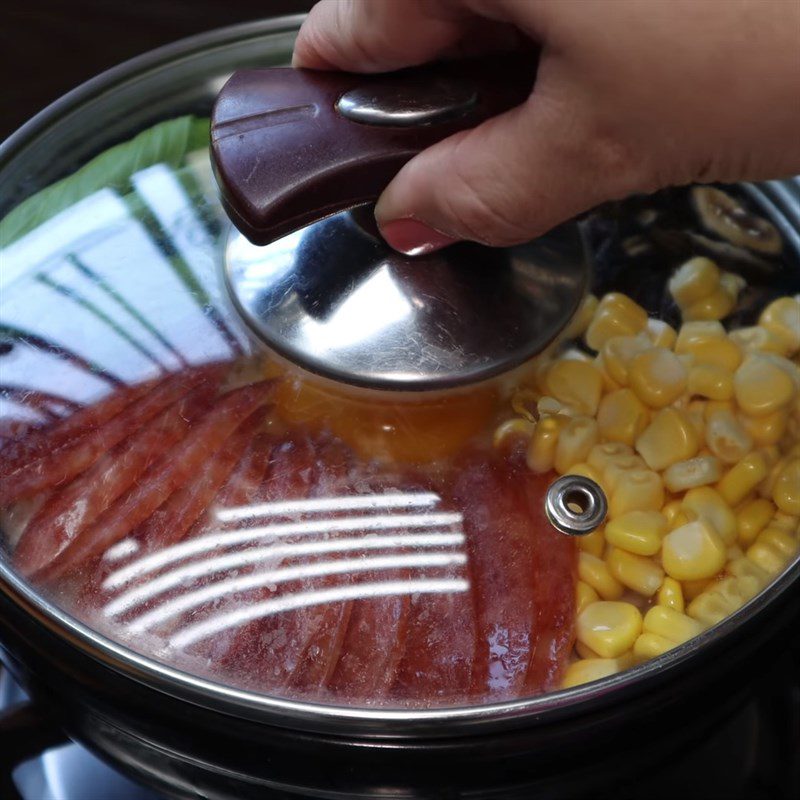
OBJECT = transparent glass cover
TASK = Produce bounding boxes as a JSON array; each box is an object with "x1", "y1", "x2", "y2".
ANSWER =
[{"x1": 1, "y1": 24, "x2": 798, "y2": 711}]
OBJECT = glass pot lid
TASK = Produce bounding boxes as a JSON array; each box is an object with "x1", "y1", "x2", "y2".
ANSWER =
[{"x1": 1, "y1": 19, "x2": 799, "y2": 723}]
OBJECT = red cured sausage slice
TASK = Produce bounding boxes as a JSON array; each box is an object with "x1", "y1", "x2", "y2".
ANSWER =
[
  {"x1": 35, "y1": 380, "x2": 275, "y2": 582},
  {"x1": 450, "y1": 456, "x2": 539, "y2": 700},
  {"x1": 0, "y1": 376, "x2": 161, "y2": 474},
  {"x1": 1, "y1": 369, "x2": 220, "y2": 505},
  {"x1": 13, "y1": 382, "x2": 217, "y2": 576}
]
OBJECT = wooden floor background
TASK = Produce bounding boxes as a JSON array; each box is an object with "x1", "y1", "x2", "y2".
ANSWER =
[{"x1": 2, "y1": 0, "x2": 316, "y2": 140}]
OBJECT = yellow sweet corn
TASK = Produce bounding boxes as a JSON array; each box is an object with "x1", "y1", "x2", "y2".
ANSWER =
[
  {"x1": 608, "y1": 469, "x2": 664, "y2": 518},
  {"x1": 562, "y1": 658, "x2": 627, "y2": 688},
  {"x1": 746, "y1": 526, "x2": 799, "y2": 575},
  {"x1": 602, "y1": 454, "x2": 648, "y2": 494},
  {"x1": 681, "y1": 486, "x2": 737, "y2": 545},
  {"x1": 739, "y1": 407, "x2": 789, "y2": 447},
  {"x1": 663, "y1": 455, "x2": 722, "y2": 493},
  {"x1": 727, "y1": 556, "x2": 770, "y2": 589},
  {"x1": 606, "y1": 547, "x2": 664, "y2": 597},
  {"x1": 576, "y1": 528, "x2": 606, "y2": 558},
  {"x1": 636, "y1": 408, "x2": 700, "y2": 471},
  {"x1": 492, "y1": 418, "x2": 536, "y2": 449},
  {"x1": 578, "y1": 552, "x2": 624, "y2": 599},
  {"x1": 576, "y1": 601, "x2": 643, "y2": 658},
  {"x1": 596, "y1": 388, "x2": 650, "y2": 446},
  {"x1": 564, "y1": 462, "x2": 605, "y2": 487},
  {"x1": 575, "y1": 640, "x2": 603, "y2": 660},
  {"x1": 772, "y1": 458, "x2": 800, "y2": 515},
  {"x1": 633, "y1": 632, "x2": 676, "y2": 661},
  {"x1": 601, "y1": 335, "x2": 652, "y2": 386},
  {"x1": 675, "y1": 323, "x2": 742, "y2": 371},
  {"x1": 662, "y1": 519, "x2": 727, "y2": 581},
  {"x1": 770, "y1": 512, "x2": 799, "y2": 534},
  {"x1": 587, "y1": 442, "x2": 635, "y2": 472},
  {"x1": 645, "y1": 318, "x2": 678, "y2": 350},
  {"x1": 705, "y1": 408, "x2": 753, "y2": 464},
  {"x1": 554, "y1": 416, "x2": 599, "y2": 474},
  {"x1": 729, "y1": 325, "x2": 789, "y2": 356},
  {"x1": 657, "y1": 576, "x2": 685, "y2": 613},
  {"x1": 604, "y1": 510, "x2": 666, "y2": 556},
  {"x1": 585, "y1": 293, "x2": 648, "y2": 351},
  {"x1": 526, "y1": 415, "x2": 565, "y2": 474},
  {"x1": 576, "y1": 580, "x2": 600, "y2": 614},
  {"x1": 668, "y1": 257, "x2": 720, "y2": 308},
  {"x1": 758, "y1": 455, "x2": 788, "y2": 500},
  {"x1": 628, "y1": 348, "x2": 688, "y2": 408},
  {"x1": 643, "y1": 605, "x2": 705, "y2": 644},
  {"x1": 536, "y1": 396, "x2": 573, "y2": 418},
  {"x1": 545, "y1": 360, "x2": 604, "y2": 417},
  {"x1": 734, "y1": 355, "x2": 796, "y2": 416},
  {"x1": 736, "y1": 497, "x2": 775, "y2": 547},
  {"x1": 511, "y1": 387, "x2": 540, "y2": 421},
  {"x1": 663, "y1": 500, "x2": 696, "y2": 530},
  {"x1": 686, "y1": 364, "x2": 733, "y2": 401},
  {"x1": 682, "y1": 287, "x2": 736, "y2": 322},
  {"x1": 682, "y1": 578, "x2": 715, "y2": 601},
  {"x1": 716, "y1": 451, "x2": 769, "y2": 506},
  {"x1": 687, "y1": 575, "x2": 761, "y2": 627},
  {"x1": 759, "y1": 296, "x2": 800, "y2": 355},
  {"x1": 719, "y1": 271, "x2": 746, "y2": 302}
]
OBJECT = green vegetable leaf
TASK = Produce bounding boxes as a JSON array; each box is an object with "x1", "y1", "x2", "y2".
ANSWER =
[{"x1": 1, "y1": 115, "x2": 210, "y2": 246}]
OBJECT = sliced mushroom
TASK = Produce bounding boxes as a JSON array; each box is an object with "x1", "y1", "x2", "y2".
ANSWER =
[{"x1": 692, "y1": 186, "x2": 782, "y2": 255}]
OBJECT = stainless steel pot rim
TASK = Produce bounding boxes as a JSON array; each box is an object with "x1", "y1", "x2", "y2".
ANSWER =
[{"x1": 1, "y1": 16, "x2": 799, "y2": 739}]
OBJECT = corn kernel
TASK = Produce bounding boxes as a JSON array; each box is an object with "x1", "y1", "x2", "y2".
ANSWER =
[
  {"x1": 576, "y1": 527, "x2": 606, "y2": 558},
  {"x1": 601, "y1": 335, "x2": 652, "y2": 386},
  {"x1": 757, "y1": 526, "x2": 799, "y2": 559},
  {"x1": 577, "y1": 601, "x2": 643, "y2": 658},
  {"x1": 493, "y1": 418, "x2": 536, "y2": 449},
  {"x1": 734, "y1": 355, "x2": 796, "y2": 417},
  {"x1": 606, "y1": 547, "x2": 664, "y2": 596},
  {"x1": 555, "y1": 416, "x2": 600, "y2": 474},
  {"x1": 662, "y1": 519, "x2": 727, "y2": 581},
  {"x1": 759, "y1": 297, "x2": 800, "y2": 355},
  {"x1": 687, "y1": 576, "x2": 756, "y2": 626},
  {"x1": 738, "y1": 407, "x2": 789, "y2": 447},
  {"x1": 686, "y1": 363, "x2": 734, "y2": 401},
  {"x1": 646, "y1": 318, "x2": 678, "y2": 350},
  {"x1": 719, "y1": 271, "x2": 746, "y2": 301},
  {"x1": 585, "y1": 294, "x2": 648, "y2": 351},
  {"x1": 730, "y1": 325, "x2": 789, "y2": 355},
  {"x1": 759, "y1": 454, "x2": 787, "y2": 500},
  {"x1": 657, "y1": 576, "x2": 685, "y2": 613},
  {"x1": 563, "y1": 294, "x2": 599, "y2": 340},
  {"x1": 633, "y1": 632, "x2": 676, "y2": 661},
  {"x1": 565, "y1": 462, "x2": 605, "y2": 487},
  {"x1": 717, "y1": 451, "x2": 769, "y2": 506},
  {"x1": 575, "y1": 640, "x2": 603, "y2": 660},
  {"x1": 526, "y1": 415, "x2": 565, "y2": 474},
  {"x1": 682, "y1": 287, "x2": 736, "y2": 322},
  {"x1": 608, "y1": 469, "x2": 664, "y2": 518},
  {"x1": 643, "y1": 605, "x2": 705, "y2": 644},
  {"x1": 705, "y1": 408, "x2": 753, "y2": 464},
  {"x1": 562, "y1": 658, "x2": 626, "y2": 688},
  {"x1": 636, "y1": 408, "x2": 700, "y2": 471},
  {"x1": 536, "y1": 396, "x2": 568, "y2": 418},
  {"x1": 668, "y1": 257, "x2": 720, "y2": 307},
  {"x1": 682, "y1": 578, "x2": 715, "y2": 600},
  {"x1": 545, "y1": 360, "x2": 604, "y2": 417},
  {"x1": 596, "y1": 388, "x2": 650, "y2": 447},
  {"x1": 746, "y1": 527, "x2": 798, "y2": 575},
  {"x1": 663, "y1": 455, "x2": 722, "y2": 493},
  {"x1": 727, "y1": 556, "x2": 770, "y2": 588},
  {"x1": 604, "y1": 510, "x2": 666, "y2": 556},
  {"x1": 737, "y1": 497, "x2": 775, "y2": 547},
  {"x1": 676, "y1": 324, "x2": 742, "y2": 371},
  {"x1": 663, "y1": 500, "x2": 695, "y2": 530},
  {"x1": 587, "y1": 442, "x2": 634, "y2": 472},
  {"x1": 602, "y1": 454, "x2": 647, "y2": 494},
  {"x1": 682, "y1": 486, "x2": 738, "y2": 545},
  {"x1": 771, "y1": 512, "x2": 799, "y2": 534},
  {"x1": 576, "y1": 580, "x2": 600, "y2": 614},
  {"x1": 628, "y1": 348, "x2": 688, "y2": 409},
  {"x1": 578, "y1": 552, "x2": 624, "y2": 599},
  {"x1": 772, "y1": 458, "x2": 800, "y2": 515}
]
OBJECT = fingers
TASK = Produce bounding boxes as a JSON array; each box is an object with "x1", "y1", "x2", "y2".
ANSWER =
[{"x1": 375, "y1": 77, "x2": 649, "y2": 252}]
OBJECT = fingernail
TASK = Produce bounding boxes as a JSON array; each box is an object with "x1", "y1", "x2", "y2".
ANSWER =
[{"x1": 378, "y1": 218, "x2": 457, "y2": 256}]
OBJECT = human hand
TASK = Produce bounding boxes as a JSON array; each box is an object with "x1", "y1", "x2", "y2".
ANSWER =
[{"x1": 294, "y1": 0, "x2": 800, "y2": 255}]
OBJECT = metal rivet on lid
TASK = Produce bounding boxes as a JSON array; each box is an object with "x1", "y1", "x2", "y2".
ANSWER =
[{"x1": 545, "y1": 475, "x2": 608, "y2": 537}]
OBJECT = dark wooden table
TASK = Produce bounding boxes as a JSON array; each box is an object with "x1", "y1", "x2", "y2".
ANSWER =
[{"x1": 2, "y1": 0, "x2": 315, "y2": 141}]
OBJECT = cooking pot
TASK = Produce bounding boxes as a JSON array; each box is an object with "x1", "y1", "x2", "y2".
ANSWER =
[{"x1": 0, "y1": 15, "x2": 798, "y2": 800}]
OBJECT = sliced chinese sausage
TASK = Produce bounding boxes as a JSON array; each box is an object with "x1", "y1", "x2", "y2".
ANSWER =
[
  {"x1": 523, "y1": 469, "x2": 577, "y2": 692},
  {"x1": 450, "y1": 455, "x2": 543, "y2": 700},
  {"x1": 1, "y1": 367, "x2": 220, "y2": 505},
  {"x1": 34, "y1": 380, "x2": 275, "y2": 582},
  {"x1": 13, "y1": 381, "x2": 218, "y2": 576}
]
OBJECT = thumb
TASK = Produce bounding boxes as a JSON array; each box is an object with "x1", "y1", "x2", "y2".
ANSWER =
[{"x1": 375, "y1": 90, "x2": 646, "y2": 255}]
